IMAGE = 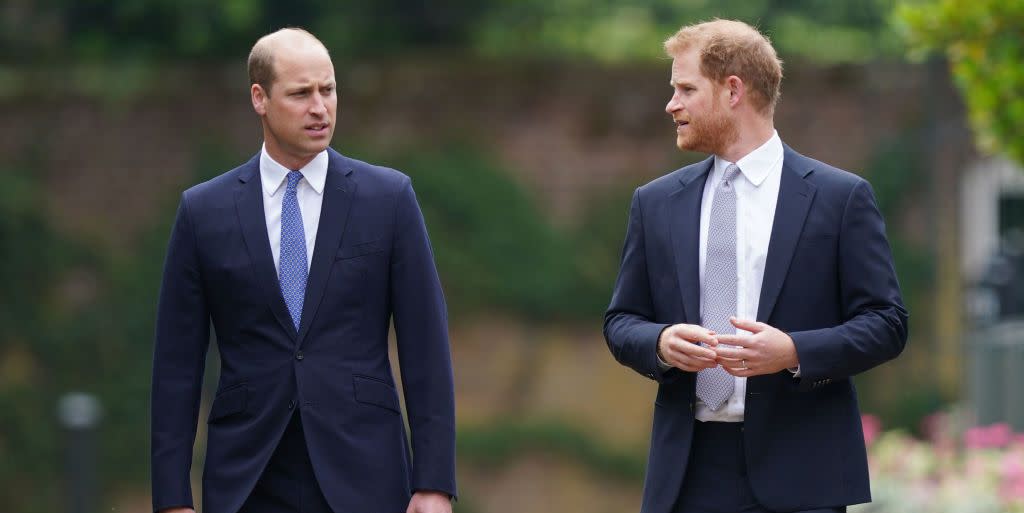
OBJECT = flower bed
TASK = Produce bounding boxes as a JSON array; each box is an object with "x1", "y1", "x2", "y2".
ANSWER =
[{"x1": 852, "y1": 415, "x2": 1024, "y2": 513}]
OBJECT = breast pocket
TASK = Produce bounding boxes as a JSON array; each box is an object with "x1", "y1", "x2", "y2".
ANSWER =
[
  {"x1": 799, "y1": 233, "x2": 835, "y2": 246},
  {"x1": 336, "y1": 240, "x2": 383, "y2": 260}
]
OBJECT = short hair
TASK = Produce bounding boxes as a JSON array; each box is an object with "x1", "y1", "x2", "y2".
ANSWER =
[
  {"x1": 247, "y1": 27, "x2": 326, "y2": 97},
  {"x1": 664, "y1": 19, "x2": 783, "y2": 114}
]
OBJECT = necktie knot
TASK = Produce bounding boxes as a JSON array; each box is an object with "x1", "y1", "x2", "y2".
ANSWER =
[
  {"x1": 721, "y1": 164, "x2": 741, "y2": 187},
  {"x1": 286, "y1": 171, "x2": 304, "y2": 192}
]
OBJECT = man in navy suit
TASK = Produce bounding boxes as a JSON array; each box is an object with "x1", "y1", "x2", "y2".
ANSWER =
[
  {"x1": 604, "y1": 20, "x2": 908, "y2": 513},
  {"x1": 151, "y1": 28, "x2": 456, "y2": 513}
]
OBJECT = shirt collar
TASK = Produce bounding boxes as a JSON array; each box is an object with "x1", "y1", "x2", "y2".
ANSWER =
[
  {"x1": 259, "y1": 144, "x2": 329, "y2": 197},
  {"x1": 712, "y1": 130, "x2": 783, "y2": 187}
]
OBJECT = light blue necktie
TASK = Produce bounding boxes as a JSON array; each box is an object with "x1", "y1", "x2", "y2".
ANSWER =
[{"x1": 279, "y1": 171, "x2": 308, "y2": 331}]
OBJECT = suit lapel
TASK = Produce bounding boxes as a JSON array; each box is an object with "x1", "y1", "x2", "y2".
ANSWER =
[
  {"x1": 670, "y1": 158, "x2": 713, "y2": 325},
  {"x1": 296, "y1": 150, "x2": 355, "y2": 346},
  {"x1": 234, "y1": 155, "x2": 297, "y2": 338},
  {"x1": 756, "y1": 145, "x2": 817, "y2": 322}
]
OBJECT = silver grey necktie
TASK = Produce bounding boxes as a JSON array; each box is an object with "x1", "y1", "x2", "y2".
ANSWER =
[{"x1": 696, "y1": 164, "x2": 741, "y2": 411}]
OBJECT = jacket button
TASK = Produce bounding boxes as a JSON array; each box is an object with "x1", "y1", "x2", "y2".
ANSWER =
[
  {"x1": 288, "y1": 400, "x2": 295, "y2": 410},
  {"x1": 295, "y1": 351, "x2": 304, "y2": 361}
]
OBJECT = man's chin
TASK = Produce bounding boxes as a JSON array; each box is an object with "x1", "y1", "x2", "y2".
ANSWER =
[
  {"x1": 303, "y1": 141, "x2": 331, "y2": 154},
  {"x1": 676, "y1": 136, "x2": 697, "y2": 152},
  {"x1": 676, "y1": 136, "x2": 717, "y2": 155}
]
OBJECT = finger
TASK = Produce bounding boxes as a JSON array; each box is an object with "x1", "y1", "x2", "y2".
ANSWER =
[
  {"x1": 670, "y1": 339, "x2": 718, "y2": 360},
  {"x1": 730, "y1": 316, "x2": 768, "y2": 333},
  {"x1": 673, "y1": 353, "x2": 718, "y2": 371},
  {"x1": 664, "y1": 343, "x2": 716, "y2": 365},
  {"x1": 717, "y1": 359, "x2": 745, "y2": 371},
  {"x1": 675, "y1": 326, "x2": 717, "y2": 346},
  {"x1": 715, "y1": 355, "x2": 744, "y2": 366},
  {"x1": 714, "y1": 333, "x2": 751, "y2": 347},
  {"x1": 669, "y1": 352, "x2": 717, "y2": 372},
  {"x1": 723, "y1": 360, "x2": 761, "y2": 376},
  {"x1": 667, "y1": 346, "x2": 717, "y2": 364},
  {"x1": 724, "y1": 365, "x2": 756, "y2": 377},
  {"x1": 712, "y1": 346, "x2": 748, "y2": 360},
  {"x1": 678, "y1": 358, "x2": 719, "y2": 372}
]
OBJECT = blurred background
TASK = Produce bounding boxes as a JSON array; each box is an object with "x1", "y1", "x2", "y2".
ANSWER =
[{"x1": 2, "y1": 0, "x2": 1023, "y2": 512}]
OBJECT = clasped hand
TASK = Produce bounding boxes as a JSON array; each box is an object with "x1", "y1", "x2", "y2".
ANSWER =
[{"x1": 657, "y1": 317, "x2": 798, "y2": 376}]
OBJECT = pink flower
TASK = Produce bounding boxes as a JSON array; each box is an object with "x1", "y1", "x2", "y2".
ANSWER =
[
  {"x1": 1003, "y1": 450, "x2": 1024, "y2": 501},
  {"x1": 965, "y1": 423, "x2": 1013, "y2": 449},
  {"x1": 1000, "y1": 456, "x2": 1024, "y2": 503},
  {"x1": 862, "y1": 414, "x2": 881, "y2": 446}
]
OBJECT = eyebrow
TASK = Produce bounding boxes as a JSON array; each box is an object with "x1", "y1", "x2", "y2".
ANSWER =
[{"x1": 285, "y1": 81, "x2": 336, "y2": 92}]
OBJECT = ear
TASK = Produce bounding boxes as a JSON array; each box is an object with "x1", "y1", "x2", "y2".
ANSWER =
[
  {"x1": 725, "y1": 75, "x2": 744, "y2": 108},
  {"x1": 252, "y1": 84, "x2": 268, "y2": 115}
]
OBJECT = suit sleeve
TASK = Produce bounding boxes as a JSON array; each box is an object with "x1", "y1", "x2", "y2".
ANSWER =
[
  {"x1": 151, "y1": 193, "x2": 210, "y2": 511},
  {"x1": 789, "y1": 179, "x2": 909, "y2": 391},
  {"x1": 389, "y1": 178, "x2": 457, "y2": 498},
  {"x1": 604, "y1": 188, "x2": 678, "y2": 383}
]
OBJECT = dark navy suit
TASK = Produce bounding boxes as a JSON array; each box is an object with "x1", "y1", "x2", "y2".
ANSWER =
[
  {"x1": 151, "y1": 148, "x2": 456, "y2": 513},
  {"x1": 604, "y1": 145, "x2": 908, "y2": 513}
]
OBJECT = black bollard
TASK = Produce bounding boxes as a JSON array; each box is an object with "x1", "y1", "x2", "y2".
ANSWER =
[{"x1": 57, "y1": 392, "x2": 102, "y2": 513}]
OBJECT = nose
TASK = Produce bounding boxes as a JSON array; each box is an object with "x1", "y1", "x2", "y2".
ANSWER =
[
  {"x1": 665, "y1": 92, "x2": 681, "y2": 115},
  {"x1": 309, "y1": 93, "x2": 327, "y2": 116}
]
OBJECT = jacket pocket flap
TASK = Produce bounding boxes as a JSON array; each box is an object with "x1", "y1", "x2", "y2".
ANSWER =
[
  {"x1": 336, "y1": 240, "x2": 382, "y2": 260},
  {"x1": 353, "y1": 375, "x2": 400, "y2": 413},
  {"x1": 209, "y1": 383, "x2": 247, "y2": 422}
]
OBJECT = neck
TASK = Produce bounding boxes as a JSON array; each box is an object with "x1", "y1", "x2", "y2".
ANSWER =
[
  {"x1": 264, "y1": 139, "x2": 317, "y2": 171},
  {"x1": 718, "y1": 116, "x2": 775, "y2": 163}
]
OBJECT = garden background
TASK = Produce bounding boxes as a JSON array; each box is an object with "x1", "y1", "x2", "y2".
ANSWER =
[{"x1": 2, "y1": 1, "x2": 1023, "y2": 512}]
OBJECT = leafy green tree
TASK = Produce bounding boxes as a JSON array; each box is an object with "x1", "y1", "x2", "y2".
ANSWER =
[
  {"x1": 0, "y1": 0, "x2": 485, "y2": 63},
  {"x1": 3, "y1": 0, "x2": 900, "y2": 65},
  {"x1": 472, "y1": 0, "x2": 903, "y2": 63},
  {"x1": 896, "y1": 0, "x2": 1024, "y2": 165}
]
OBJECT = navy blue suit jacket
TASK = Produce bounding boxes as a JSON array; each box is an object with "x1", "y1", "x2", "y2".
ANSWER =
[
  {"x1": 604, "y1": 145, "x2": 908, "y2": 513},
  {"x1": 151, "y1": 148, "x2": 456, "y2": 513}
]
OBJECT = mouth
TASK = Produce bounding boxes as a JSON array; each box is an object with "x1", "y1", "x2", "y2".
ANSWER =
[
  {"x1": 305, "y1": 123, "x2": 330, "y2": 136},
  {"x1": 675, "y1": 120, "x2": 689, "y2": 132}
]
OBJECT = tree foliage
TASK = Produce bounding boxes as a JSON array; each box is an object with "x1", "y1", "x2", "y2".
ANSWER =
[
  {"x1": 3, "y1": 0, "x2": 900, "y2": 65},
  {"x1": 896, "y1": 0, "x2": 1024, "y2": 165},
  {"x1": 474, "y1": 0, "x2": 903, "y2": 63}
]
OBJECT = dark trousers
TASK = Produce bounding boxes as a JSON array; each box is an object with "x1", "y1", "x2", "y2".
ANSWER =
[
  {"x1": 673, "y1": 421, "x2": 846, "y2": 513},
  {"x1": 238, "y1": 412, "x2": 334, "y2": 513}
]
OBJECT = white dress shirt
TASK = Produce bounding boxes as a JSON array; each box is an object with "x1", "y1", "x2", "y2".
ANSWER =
[
  {"x1": 260, "y1": 144, "x2": 328, "y2": 270},
  {"x1": 694, "y1": 131, "x2": 784, "y2": 422}
]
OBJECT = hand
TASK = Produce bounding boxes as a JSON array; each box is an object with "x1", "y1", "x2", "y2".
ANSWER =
[
  {"x1": 657, "y1": 323, "x2": 719, "y2": 372},
  {"x1": 713, "y1": 317, "x2": 799, "y2": 377},
  {"x1": 406, "y1": 490, "x2": 452, "y2": 513}
]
